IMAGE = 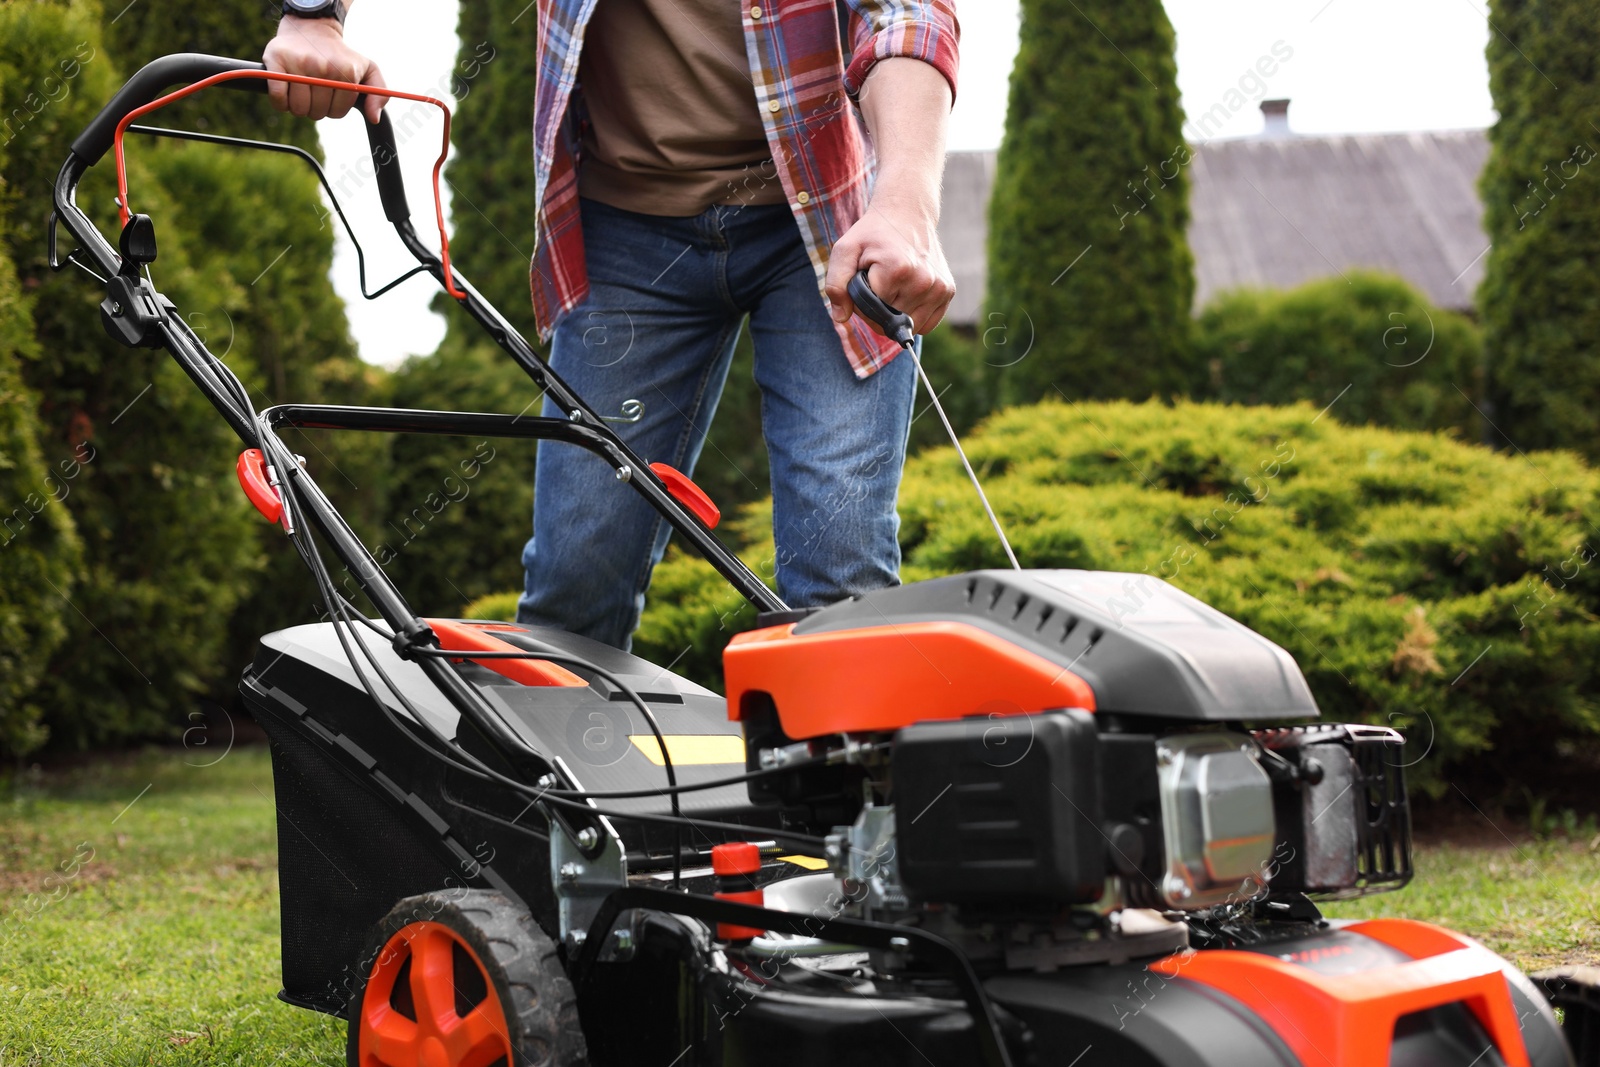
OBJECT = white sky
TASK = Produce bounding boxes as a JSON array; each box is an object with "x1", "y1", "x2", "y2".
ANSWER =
[{"x1": 317, "y1": 0, "x2": 1496, "y2": 367}]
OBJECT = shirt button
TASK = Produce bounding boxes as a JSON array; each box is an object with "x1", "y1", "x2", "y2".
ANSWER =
[
  {"x1": 750, "y1": 5, "x2": 762, "y2": 17},
  {"x1": 796, "y1": 191, "x2": 811, "y2": 206},
  {"x1": 767, "y1": 99, "x2": 780, "y2": 114}
]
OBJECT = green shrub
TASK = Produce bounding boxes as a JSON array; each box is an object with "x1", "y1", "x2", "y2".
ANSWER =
[
  {"x1": 1194, "y1": 272, "x2": 1483, "y2": 436},
  {"x1": 0, "y1": 202, "x2": 81, "y2": 757},
  {"x1": 987, "y1": 0, "x2": 1194, "y2": 405},
  {"x1": 633, "y1": 399, "x2": 1600, "y2": 793},
  {"x1": 1, "y1": 2, "x2": 259, "y2": 750},
  {"x1": 1480, "y1": 0, "x2": 1600, "y2": 459}
]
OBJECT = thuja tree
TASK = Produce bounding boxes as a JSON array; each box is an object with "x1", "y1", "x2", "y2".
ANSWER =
[
  {"x1": 1479, "y1": 0, "x2": 1600, "y2": 458},
  {"x1": 987, "y1": 0, "x2": 1195, "y2": 405},
  {"x1": 435, "y1": 0, "x2": 540, "y2": 342},
  {"x1": 0, "y1": 161, "x2": 82, "y2": 756},
  {"x1": 1, "y1": 1, "x2": 259, "y2": 748}
]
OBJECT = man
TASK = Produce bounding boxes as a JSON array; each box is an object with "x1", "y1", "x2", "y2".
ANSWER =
[{"x1": 265, "y1": 0, "x2": 958, "y2": 650}]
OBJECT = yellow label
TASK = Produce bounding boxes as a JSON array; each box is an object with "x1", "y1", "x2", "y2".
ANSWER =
[
  {"x1": 628, "y1": 734, "x2": 745, "y2": 766},
  {"x1": 778, "y1": 854, "x2": 829, "y2": 870}
]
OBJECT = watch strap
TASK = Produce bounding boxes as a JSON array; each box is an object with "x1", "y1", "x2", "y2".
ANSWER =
[{"x1": 282, "y1": 0, "x2": 347, "y2": 24}]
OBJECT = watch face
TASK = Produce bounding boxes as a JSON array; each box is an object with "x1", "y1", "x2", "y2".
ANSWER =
[{"x1": 283, "y1": 0, "x2": 332, "y2": 13}]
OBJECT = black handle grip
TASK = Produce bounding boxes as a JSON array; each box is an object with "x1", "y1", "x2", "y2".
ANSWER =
[
  {"x1": 846, "y1": 269, "x2": 915, "y2": 348},
  {"x1": 71, "y1": 54, "x2": 266, "y2": 167},
  {"x1": 365, "y1": 110, "x2": 411, "y2": 223}
]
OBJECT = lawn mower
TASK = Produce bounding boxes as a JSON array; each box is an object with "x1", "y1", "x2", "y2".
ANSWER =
[{"x1": 52, "y1": 53, "x2": 1596, "y2": 1067}]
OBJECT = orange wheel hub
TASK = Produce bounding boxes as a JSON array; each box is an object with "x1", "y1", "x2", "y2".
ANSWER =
[{"x1": 356, "y1": 921, "x2": 514, "y2": 1067}]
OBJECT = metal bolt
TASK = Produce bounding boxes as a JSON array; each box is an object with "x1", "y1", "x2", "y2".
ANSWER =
[
  {"x1": 558, "y1": 861, "x2": 584, "y2": 883},
  {"x1": 568, "y1": 929, "x2": 587, "y2": 946},
  {"x1": 1156, "y1": 747, "x2": 1174, "y2": 767},
  {"x1": 615, "y1": 465, "x2": 632, "y2": 483},
  {"x1": 110, "y1": 301, "x2": 123, "y2": 315},
  {"x1": 576, "y1": 827, "x2": 599, "y2": 850},
  {"x1": 537, "y1": 774, "x2": 557, "y2": 790},
  {"x1": 568, "y1": 410, "x2": 582, "y2": 422},
  {"x1": 888, "y1": 936, "x2": 910, "y2": 951}
]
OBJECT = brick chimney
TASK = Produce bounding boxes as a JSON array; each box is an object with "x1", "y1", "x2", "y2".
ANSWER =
[{"x1": 1260, "y1": 98, "x2": 1292, "y2": 139}]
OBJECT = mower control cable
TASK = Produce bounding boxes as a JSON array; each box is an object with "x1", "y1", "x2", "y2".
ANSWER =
[
  {"x1": 311, "y1": 577, "x2": 828, "y2": 870},
  {"x1": 344, "y1": 617, "x2": 877, "y2": 800},
  {"x1": 847, "y1": 270, "x2": 1021, "y2": 571},
  {"x1": 344, "y1": 598, "x2": 861, "y2": 804}
]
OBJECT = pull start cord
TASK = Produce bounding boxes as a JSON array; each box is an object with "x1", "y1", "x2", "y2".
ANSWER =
[{"x1": 846, "y1": 270, "x2": 1021, "y2": 571}]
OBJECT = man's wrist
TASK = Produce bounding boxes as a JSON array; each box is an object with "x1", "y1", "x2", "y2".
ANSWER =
[
  {"x1": 277, "y1": 11, "x2": 345, "y2": 37},
  {"x1": 870, "y1": 184, "x2": 941, "y2": 225}
]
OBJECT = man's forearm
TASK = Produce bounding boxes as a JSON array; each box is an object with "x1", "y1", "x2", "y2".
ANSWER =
[{"x1": 857, "y1": 57, "x2": 953, "y2": 218}]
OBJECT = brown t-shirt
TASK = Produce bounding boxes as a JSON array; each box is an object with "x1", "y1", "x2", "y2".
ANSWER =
[{"x1": 577, "y1": 0, "x2": 789, "y2": 216}]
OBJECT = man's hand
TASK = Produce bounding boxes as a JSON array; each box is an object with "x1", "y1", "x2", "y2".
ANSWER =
[
  {"x1": 824, "y1": 57, "x2": 956, "y2": 337},
  {"x1": 825, "y1": 194, "x2": 954, "y2": 337},
  {"x1": 263, "y1": 14, "x2": 386, "y2": 124}
]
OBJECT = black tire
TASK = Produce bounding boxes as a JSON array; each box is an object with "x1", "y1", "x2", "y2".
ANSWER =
[{"x1": 346, "y1": 889, "x2": 588, "y2": 1067}]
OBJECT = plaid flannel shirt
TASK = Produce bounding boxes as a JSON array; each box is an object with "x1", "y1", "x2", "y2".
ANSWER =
[{"x1": 529, "y1": 0, "x2": 960, "y2": 379}]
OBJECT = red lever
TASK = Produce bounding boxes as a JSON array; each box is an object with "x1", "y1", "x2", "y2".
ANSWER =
[
  {"x1": 425, "y1": 619, "x2": 587, "y2": 688},
  {"x1": 236, "y1": 449, "x2": 284, "y2": 526},
  {"x1": 649, "y1": 462, "x2": 720, "y2": 528}
]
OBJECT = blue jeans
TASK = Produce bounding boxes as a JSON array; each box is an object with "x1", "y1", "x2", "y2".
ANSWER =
[{"x1": 517, "y1": 198, "x2": 916, "y2": 650}]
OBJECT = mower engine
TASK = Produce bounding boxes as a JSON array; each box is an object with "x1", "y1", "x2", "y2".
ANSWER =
[{"x1": 727, "y1": 569, "x2": 1412, "y2": 970}]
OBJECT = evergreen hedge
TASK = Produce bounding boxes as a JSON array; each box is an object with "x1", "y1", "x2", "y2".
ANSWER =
[
  {"x1": 0, "y1": 169, "x2": 81, "y2": 756},
  {"x1": 986, "y1": 0, "x2": 1194, "y2": 406},
  {"x1": 1193, "y1": 272, "x2": 1483, "y2": 436},
  {"x1": 1, "y1": 1, "x2": 266, "y2": 751},
  {"x1": 0, "y1": 1, "x2": 390, "y2": 754},
  {"x1": 470, "y1": 400, "x2": 1600, "y2": 794},
  {"x1": 1479, "y1": 0, "x2": 1600, "y2": 458},
  {"x1": 435, "y1": 0, "x2": 540, "y2": 344}
]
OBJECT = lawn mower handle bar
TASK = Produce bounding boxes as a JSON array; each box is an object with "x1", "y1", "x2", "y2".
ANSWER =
[
  {"x1": 54, "y1": 54, "x2": 408, "y2": 279},
  {"x1": 71, "y1": 53, "x2": 266, "y2": 167},
  {"x1": 54, "y1": 54, "x2": 786, "y2": 615},
  {"x1": 70, "y1": 53, "x2": 411, "y2": 223}
]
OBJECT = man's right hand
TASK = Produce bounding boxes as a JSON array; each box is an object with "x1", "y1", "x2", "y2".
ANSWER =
[{"x1": 263, "y1": 14, "x2": 386, "y2": 124}]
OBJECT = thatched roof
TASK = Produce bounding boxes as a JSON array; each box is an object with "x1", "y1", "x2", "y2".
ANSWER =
[{"x1": 937, "y1": 127, "x2": 1491, "y2": 325}]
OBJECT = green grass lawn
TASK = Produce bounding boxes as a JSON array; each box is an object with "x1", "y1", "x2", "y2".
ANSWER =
[
  {"x1": 0, "y1": 747, "x2": 345, "y2": 1065},
  {"x1": 1, "y1": 746, "x2": 1596, "y2": 1065}
]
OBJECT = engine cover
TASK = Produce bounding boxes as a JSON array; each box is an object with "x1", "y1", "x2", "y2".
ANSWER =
[{"x1": 726, "y1": 569, "x2": 1319, "y2": 740}]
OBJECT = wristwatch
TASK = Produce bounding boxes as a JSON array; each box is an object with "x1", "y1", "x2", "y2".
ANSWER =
[{"x1": 281, "y1": 0, "x2": 347, "y2": 24}]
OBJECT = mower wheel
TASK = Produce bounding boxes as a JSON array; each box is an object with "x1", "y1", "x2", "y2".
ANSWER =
[{"x1": 346, "y1": 889, "x2": 588, "y2": 1067}]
